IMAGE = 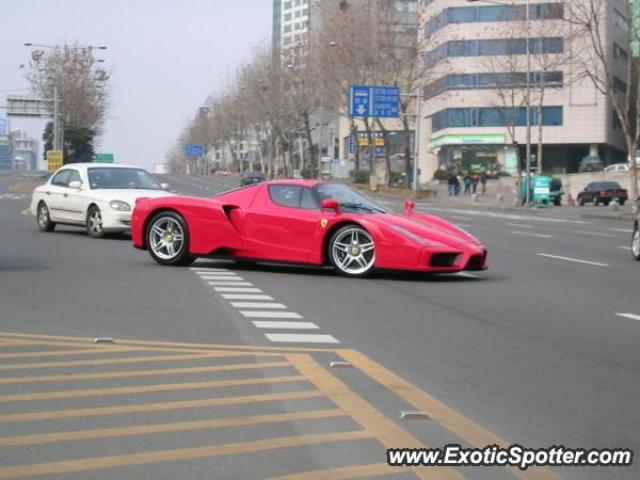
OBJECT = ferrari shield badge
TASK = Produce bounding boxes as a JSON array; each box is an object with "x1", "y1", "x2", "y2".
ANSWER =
[{"x1": 320, "y1": 218, "x2": 328, "y2": 229}]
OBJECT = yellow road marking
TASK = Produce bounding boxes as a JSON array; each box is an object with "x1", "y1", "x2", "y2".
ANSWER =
[
  {"x1": 0, "y1": 331, "x2": 335, "y2": 353},
  {"x1": 0, "y1": 375, "x2": 307, "y2": 403},
  {"x1": 0, "y1": 430, "x2": 373, "y2": 479},
  {"x1": 0, "y1": 346, "x2": 155, "y2": 360},
  {"x1": 339, "y1": 350, "x2": 563, "y2": 480},
  {"x1": 0, "y1": 352, "x2": 240, "y2": 371},
  {"x1": 272, "y1": 463, "x2": 409, "y2": 480},
  {"x1": 0, "y1": 409, "x2": 345, "y2": 447},
  {"x1": 0, "y1": 360, "x2": 292, "y2": 385},
  {"x1": 0, "y1": 389, "x2": 323, "y2": 423},
  {"x1": 287, "y1": 354, "x2": 463, "y2": 480}
]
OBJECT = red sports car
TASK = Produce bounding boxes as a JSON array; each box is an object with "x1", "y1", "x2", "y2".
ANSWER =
[{"x1": 131, "y1": 180, "x2": 487, "y2": 277}]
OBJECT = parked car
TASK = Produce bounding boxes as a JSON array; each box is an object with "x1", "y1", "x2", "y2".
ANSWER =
[
  {"x1": 31, "y1": 163, "x2": 173, "y2": 238},
  {"x1": 576, "y1": 181, "x2": 627, "y2": 206},
  {"x1": 604, "y1": 163, "x2": 629, "y2": 173},
  {"x1": 241, "y1": 171, "x2": 265, "y2": 186},
  {"x1": 578, "y1": 156, "x2": 604, "y2": 173}
]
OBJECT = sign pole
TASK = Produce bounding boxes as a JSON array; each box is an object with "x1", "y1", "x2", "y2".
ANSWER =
[{"x1": 413, "y1": 90, "x2": 422, "y2": 192}]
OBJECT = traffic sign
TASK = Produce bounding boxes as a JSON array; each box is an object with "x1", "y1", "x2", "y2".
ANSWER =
[
  {"x1": 199, "y1": 107, "x2": 210, "y2": 116},
  {"x1": 185, "y1": 144, "x2": 204, "y2": 157},
  {"x1": 46, "y1": 150, "x2": 63, "y2": 173},
  {"x1": 94, "y1": 153, "x2": 114, "y2": 163},
  {"x1": 349, "y1": 85, "x2": 400, "y2": 118}
]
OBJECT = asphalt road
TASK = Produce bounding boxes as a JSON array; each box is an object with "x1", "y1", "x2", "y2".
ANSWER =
[{"x1": 0, "y1": 171, "x2": 638, "y2": 479}]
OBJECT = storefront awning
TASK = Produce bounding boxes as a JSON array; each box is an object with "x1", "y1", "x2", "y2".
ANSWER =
[{"x1": 429, "y1": 133, "x2": 506, "y2": 150}]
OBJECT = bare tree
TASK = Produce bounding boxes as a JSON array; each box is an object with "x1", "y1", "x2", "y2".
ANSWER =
[{"x1": 565, "y1": 0, "x2": 640, "y2": 209}]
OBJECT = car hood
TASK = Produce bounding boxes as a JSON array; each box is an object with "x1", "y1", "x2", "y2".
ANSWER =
[
  {"x1": 365, "y1": 212, "x2": 483, "y2": 248},
  {"x1": 86, "y1": 189, "x2": 174, "y2": 204}
]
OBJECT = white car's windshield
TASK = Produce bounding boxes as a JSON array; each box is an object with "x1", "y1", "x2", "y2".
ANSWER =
[{"x1": 87, "y1": 168, "x2": 162, "y2": 190}]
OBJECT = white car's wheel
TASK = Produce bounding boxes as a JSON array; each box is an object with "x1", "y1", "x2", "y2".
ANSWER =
[
  {"x1": 86, "y1": 206, "x2": 105, "y2": 238},
  {"x1": 36, "y1": 202, "x2": 55, "y2": 232},
  {"x1": 329, "y1": 225, "x2": 375, "y2": 277}
]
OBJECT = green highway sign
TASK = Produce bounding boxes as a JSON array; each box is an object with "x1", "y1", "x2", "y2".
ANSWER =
[{"x1": 94, "y1": 153, "x2": 114, "y2": 163}]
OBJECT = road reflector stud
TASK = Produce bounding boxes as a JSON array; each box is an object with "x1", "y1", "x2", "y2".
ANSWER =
[
  {"x1": 329, "y1": 361, "x2": 353, "y2": 368},
  {"x1": 400, "y1": 411, "x2": 431, "y2": 421},
  {"x1": 94, "y1": 338, "x2": 115, "y2": 344}
]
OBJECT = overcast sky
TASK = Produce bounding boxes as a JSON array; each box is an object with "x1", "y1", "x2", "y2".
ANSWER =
[{"x1": 0, "y1": 0, "x2": 271, "y2": 170}]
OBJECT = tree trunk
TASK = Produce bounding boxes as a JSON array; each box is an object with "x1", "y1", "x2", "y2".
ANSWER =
[
  {"x1": 628, "y1": 145, "x2": 638, "y2": 214},
  {"x1": 303, "y1": 111, "x2": 317, "y2": 176},
  {"x1": 350, "y1": 121, "x2": 360, "y2": 171},
  {"x1": 376, "y1": 118, "x2": 392, "y2": 187}
]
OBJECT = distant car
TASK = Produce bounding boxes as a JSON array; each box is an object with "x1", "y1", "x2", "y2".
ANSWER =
[
  {"x1": 31, "y1": 163, "x2": 173, "y2": 238},
  {"x1": 241, "y1": 171, "x2": 265, "y2": 186},
  {"x1": 604, "y1": 163, "x2": 629, "y2": 173},
  {"x1": 216, "y1": 169, "x2": 231, "y2": 176},
  {"x1": 578, "y1": 156, "x2": 604, "y2": 173},
  {"x1": 577, "y1": 181, "x2": 627, "y2": 206}
]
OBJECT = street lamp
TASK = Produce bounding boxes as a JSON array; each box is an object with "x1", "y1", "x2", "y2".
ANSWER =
[{"x1": 466, "y1": 0, "x2": 532, "y2": 206}]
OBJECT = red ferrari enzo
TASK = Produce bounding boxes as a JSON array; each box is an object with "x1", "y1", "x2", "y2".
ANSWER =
[{"x1": 131, "y1": 180, "x2": 487, "y2": 277}]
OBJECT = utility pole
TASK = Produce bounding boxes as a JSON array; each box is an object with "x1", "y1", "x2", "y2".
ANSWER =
[
  {"x1": 52, "y1": 83, "x2": 62, "y2": 152},
  {"x1": 524, "y1": 0, "x2": 532, "y2": 207}
]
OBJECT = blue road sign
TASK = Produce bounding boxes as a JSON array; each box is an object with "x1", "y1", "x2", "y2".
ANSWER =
[
  {"x1": 349, "y1": 85, "x2": 400, "y2": 118},
  {"x1": 185, "y1": 144, "x2": 204, "y2": 157},
  {"x1": 199, "y1": 107, "x2": 210, "y2": 116}
]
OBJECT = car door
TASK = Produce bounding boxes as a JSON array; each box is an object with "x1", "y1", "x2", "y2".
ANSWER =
[
  {"x1": 241, "y1": 184, "x2": 322, "y2": 263},
  {"x1": 45, "y1": 170, "x2": 72, "y2": 222},
  {"x1": 62, "y1": 169, "x2": 90, "y2": 224}
]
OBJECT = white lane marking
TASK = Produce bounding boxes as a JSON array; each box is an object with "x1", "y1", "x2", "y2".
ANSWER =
[
  {"x1": 611, "y1": 228, "x2": 634, "y2": 233},
  {"x1": 618, "y1": 246, "x2": 632, "y2": 251},
  {"x1": 615, "y1": 313, "x2": 640, "y2": 322},
  {"x1": 451, "y1": 215, "x2": 472, "y2": 221},
  {"x1": 576, "y1": 230, "x2": 617, "y2": 238},
  {"x1": 240, "y1": 311, "x2": 303, "y2": 319},
  {"x1": 252, "y1": 321, "x2": 319, "y2": 330},
  {"x1": 190, "y1": 268, "x2": 229, "y2": 272},
  {"x1": 207, "y1": 281, "x2": 254, "y2": 286},
  {"x1": 512, "y1": 230, "x2": 553, "y2": 239},
  {"x1": 265, "y1": 334, "x2": 340, "y2": 344},
  {"x1": 456, "y1": 224, "x2": 472, "y2": 228},
  {"x1": 507, "y1": 223, "x2": 533, "y2": 228},
  {"x1": 231, "y1": 302, "x2": 287, "y2": 309},
  {"x1": 200, "y1": 276, "x2": 245, "y2": 281},
  {"x1": 221, "y1": 294, "x2": 275, "y2": 300},
  {"x1": 420, "y1": 207, "x2": 592, "y2": 224},
  {"x1": 214, "y1": 287, "x2": 263, "y2": 293},
  {"x1": 455, "y1": 272, "x2": 482, "y2": 279},
  {"x1": 195, "y1": 271, "x2": 237, "y2": 276},
  {"x1": 537, "y1": 253, "x2": 609, "y2": 267}
]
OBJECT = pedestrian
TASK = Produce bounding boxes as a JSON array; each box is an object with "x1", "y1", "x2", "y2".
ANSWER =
[
  {"x1": 472, "y1": 174, "x2": 479, "y2": 194},
  {"x1": 447, "y1": 173, "x2": 457, "y2": 196},
  {"x1": 455, "y1": 173, "x2": 463, "y2": 196},
  {"x1": 464, "y1": 174, "x2": 472, "y2": 195},
  {"x1": 480, "y1": 172, "x2": 487, "y2": 194}
]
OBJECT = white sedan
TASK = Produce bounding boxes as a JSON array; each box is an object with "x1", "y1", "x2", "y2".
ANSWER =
[{"x1": 31, "y1": 163, "x2": 174, "y2": 238}]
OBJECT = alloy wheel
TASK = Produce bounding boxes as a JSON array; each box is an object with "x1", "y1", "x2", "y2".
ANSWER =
[
  {"x1": 149, "y1": 216, "x2": 185, "y2": 260},
  {"x1": 632, "y1": 228, "x2": 640, "y2": 259},
  {"x1": 88, "y1": 209, "x2": 103, "y2": 236},
  {"x1": 331, "y1": 227, "x2": 375, "y2": 276}
]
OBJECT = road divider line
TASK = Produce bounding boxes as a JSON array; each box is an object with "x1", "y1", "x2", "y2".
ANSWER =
[
  {"x1": 611, "y1": 228, "x2": 634, "y2": 233},
  {"x1": 266, "y1": 334, "x2": 339, "y2": 344},
  {"x1": 619, "y1": 246, "x2": 632, "y2": 251},
  {"x1": 272, "y1": 463, "x2": 408, "y2": 480},
  {"x1": 221, "y1": 294, "x2": 274, "y2": 300},
  {"x1": 0, "y1": 360, "x2": 292, "y2": 385},
  {"x1": 207, "y1": 281, "x2": 253, "y2": 286},
  {"x1": 200, "y1": 276, "x2": 245, "y2": 281},
  {"x1": 0, "y1": 430, "x2": 373, "y2": 479},
  {"x1": 0, "y1": 389, "x2": 323, "y2": 423},
  {"x1": 0, "y1": 375, "x2": 306, "y2": 403},
  {"x1": 576, "y1": 230, "x2": 617, "y2": 238},
  {"x1": 0, "y1": 409, "x2": 345, "y2": 447},
  {"x1": 231, "y1": 302, "x2": 287, "y2": 309},
  {"x1": 537, "y1": 253, "x2": 609, "y2": 267},
  {"x1": 190, "y1": 268, "x2": 229, "y2": 272},
  {"x1": 241, "y1": 311, "x2": 303, "y2": 319},
  {"x1": 512, "y1": 231, "x2": 553, "y2": 239},
  {"x1": 0, "y1": 347, "x2": 143, "y2": 360},
  {"x1": 253, "y1": 322, "x2": 319, "y2": 330},
  {"x1": 615, "y1": 313, "x2": 640, "y2": 322},
  {"x1": 214, "y1": 287, "x2": 263, "y2": 293},
  {"x1": 506, "y1": 223, "x2": 533, "y2": 228}
]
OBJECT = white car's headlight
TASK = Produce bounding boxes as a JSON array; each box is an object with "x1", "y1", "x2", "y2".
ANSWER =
[{"x1": 109, "y1": 200, "x2": 131, "y2": 212}]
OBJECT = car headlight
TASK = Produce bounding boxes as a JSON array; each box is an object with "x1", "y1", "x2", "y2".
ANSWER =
[{"x1": 109, "y1": 200, "x2": 131, "y2": 212}]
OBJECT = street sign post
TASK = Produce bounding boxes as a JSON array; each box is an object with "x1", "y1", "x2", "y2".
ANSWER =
[
  {"x1": 348, "y1": 85, "x2": 400, "y2": 118},
  {"x1": 185, "y1": 144, "x2": 204, "y2": 157},
  {"x1": 94, "y1": 153, "x2": 114, "y2": 163},
  {"x1": 46, "y1": 150, "x2": 63, "y2": 173}
]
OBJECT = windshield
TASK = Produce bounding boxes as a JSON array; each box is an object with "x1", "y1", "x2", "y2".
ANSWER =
[
  {"x1": 315, "y1": 183, "x2": 388, "y2": 213},
  {"x1": 87, "y1": 168, "x2": 163, "y2": 190},
  {"x1": 595, "y1": 182, "x2": 622, "y2": 190}
]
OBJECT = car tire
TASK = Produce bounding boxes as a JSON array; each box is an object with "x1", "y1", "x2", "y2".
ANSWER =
[
  {"x1": 328, "y1": 225, "x2": 375, "y2": 277},
  {"x1": 578, "y1": 197, "x2": 585, "y2": 206},
  {"x1": 146, "y1": 211, "x2": 194, "y2": 266},
  {"x1": 86, "y1": 206, "x2": 106, "y2": 238},
  {"x1": 619, "y1": 200, "x2": 626, "y2": 206},
  {"x1": 36, "y1": 202, "x2": 55, "y2": 232},
  {"x1": 632, "y1": 224, "x2": 640, "y2": 261},
  {"x1": 553, "y1": 197, "x2": 561, "y2": 206},
  {"x1": 594, "y1": 198, "x2": 600, "y2": 206}
]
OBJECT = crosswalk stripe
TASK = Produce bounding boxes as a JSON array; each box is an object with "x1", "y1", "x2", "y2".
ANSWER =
[
  {"x1": 190, "y1": 268, "x2": 229, "y2": 272},
  {"x1": 253, "y1": 321, "x2": 319, "y2": 330},
  {"x1": 616, "y1": 313, "x2": 640, "y2": 322},
  {"x1": 207, "y1": 281, "x2": 253, "y2": 286},
  {"x1": 221, "y1": 294, "x2": 274, "y2": 300},
  {"x1": 214, "y1": 287, "x2": 262, "y2": 293},
  {"x1": 265, "y1": 334, "x2": 339, "y2": 344},
  {"x1": 231, "y1": 302, "x2": 287, "y2": 309},
  {"x1": 200, "y1": 276, "x2": 245, "y2": 281},
  {"x1": 240, "y1": 311, "x2": 302, "y2": 319}
]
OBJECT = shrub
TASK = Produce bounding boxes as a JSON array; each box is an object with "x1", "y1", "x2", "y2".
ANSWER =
[
  {"x1": 352, "y1": 169, "x2": 370, "y2": 184},
  {"x1": 432, "y1": 169, "x2": 449, "y2": 181}
]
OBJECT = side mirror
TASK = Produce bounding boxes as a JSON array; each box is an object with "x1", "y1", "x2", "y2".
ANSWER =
[
  {"x1": 68, "y1": 180, "x2": 82, "y2": 189},
  {"x1": 404, "y1": 199, "x2": 415, "y2": 215},
  {"x1": 161, "y1": 183, "x2": 170, "y2": 191},
  {"x1": 320, "y1": 198, "x2": 340, "y2": 214}
]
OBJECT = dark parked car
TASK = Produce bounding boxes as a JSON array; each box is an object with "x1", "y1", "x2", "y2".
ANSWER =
[
  {"x1": 241, "y1": 171, "x2": 265, "y2": 186},
  {"x1": 578, "y1": 156, "x2": 604, "y2": 173},
  {"x1": 577, "y1": 181, "x2": 627, "y2": 206}
]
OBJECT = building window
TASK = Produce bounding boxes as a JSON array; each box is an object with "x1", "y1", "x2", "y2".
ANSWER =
[
  {"x1": 613, "y1": 9, "x2": 628, "y2": 32},
  {"x1": 431, "y1": 106, "x2": 563, "y2": 132},
  {"x1": 284, "y1": 1, "x2": 292, "y2": 9},
  {"x1": 283, "y1": 25, "x2": 292, "y2": 33},
  {"x1": 613, "y1": 43, "x2": 628, "y2": 61},
  {"x1": 613, "y1": 76, "x2": 627, "y2": 93},
  {"x1": 284, "y1": 13, "x2": 292, "y2": 21}
]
